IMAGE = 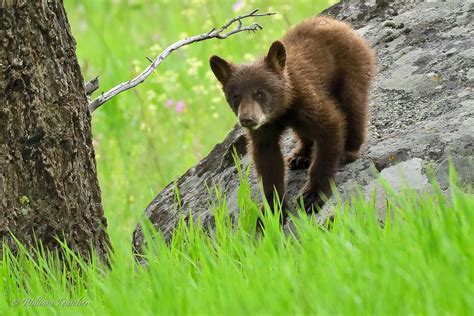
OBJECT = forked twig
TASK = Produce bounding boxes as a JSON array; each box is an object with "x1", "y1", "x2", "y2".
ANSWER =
[{"x1": 88, "y1": 9, "x2": 275, "y2": 113}]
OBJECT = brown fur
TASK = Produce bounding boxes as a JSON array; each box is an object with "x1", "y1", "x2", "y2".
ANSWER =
[{"x1": 209, "y1": 17, "x2": 377, "y2": 218}]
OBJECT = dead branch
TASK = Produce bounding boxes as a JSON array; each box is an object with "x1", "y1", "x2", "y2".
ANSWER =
[
  {"x1": 88, "y1": 9, "x2": 275, "y2": 113},
  {"x1": 85, "y1": 76, "x2": 99, "y2": 96}
]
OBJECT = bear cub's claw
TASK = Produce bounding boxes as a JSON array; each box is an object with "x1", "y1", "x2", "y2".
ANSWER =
[
  {"x1": 287, "y1": 155, "x2": 312, "y2": 170},
  {"x1": 296, "y1": 184, "x2": 330, "y2": 214}
]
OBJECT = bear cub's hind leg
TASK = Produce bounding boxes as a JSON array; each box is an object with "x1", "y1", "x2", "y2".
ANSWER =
[{"x1": 338, "y1": 78, "x2": 372, "y2": 164}]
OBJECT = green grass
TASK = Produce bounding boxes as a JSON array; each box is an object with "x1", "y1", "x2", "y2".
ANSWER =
[{"x1": 1, "y1": 168, "x2": 473, "y2": 314}]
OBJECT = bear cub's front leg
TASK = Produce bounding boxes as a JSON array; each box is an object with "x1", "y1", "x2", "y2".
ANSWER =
[
  {"x1": 295, "y1": 107, "x2": 346, "y2": 213},
  {"x1": 248, "y1": 126, "x2": 287, "y2": 223}
]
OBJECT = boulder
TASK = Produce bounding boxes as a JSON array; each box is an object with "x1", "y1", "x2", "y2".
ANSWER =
[{"x1": 133, "y1": 0, "x2": 473, "y2": 250}]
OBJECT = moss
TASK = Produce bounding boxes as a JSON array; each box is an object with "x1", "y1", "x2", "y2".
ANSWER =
[{"x1": 19, "y1": 195, "x2": 30, "y2": 205}]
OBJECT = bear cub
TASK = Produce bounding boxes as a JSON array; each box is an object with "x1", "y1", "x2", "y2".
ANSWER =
[{"x1": 209, "y1": 16, "x2": 376, "y2": 219}]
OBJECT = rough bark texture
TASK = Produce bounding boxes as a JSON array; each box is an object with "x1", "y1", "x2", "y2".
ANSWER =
[
  {"x1": 133, "y1": 0, "x2": 474, "y2": 251},
  {"x1": 0, "y1": 0, "x2": 110, "y2": 260}
]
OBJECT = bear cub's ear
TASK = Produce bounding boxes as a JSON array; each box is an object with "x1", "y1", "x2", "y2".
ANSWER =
[
  {"x1": 209, "y1": 55, "x2": 233, "y2": 85},
  {"x1": 265, "y1": 41, "x2": 286, "y2": 73}
]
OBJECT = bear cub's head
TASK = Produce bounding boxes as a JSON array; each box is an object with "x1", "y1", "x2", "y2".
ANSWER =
[{"x1": 209, "y1": 41, "x2": 292, "y2": 130}]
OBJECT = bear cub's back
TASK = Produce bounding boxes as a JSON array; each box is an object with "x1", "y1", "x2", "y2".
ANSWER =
[{"x1": 282, "y1": 17, "x2": 376, "y2": 88}]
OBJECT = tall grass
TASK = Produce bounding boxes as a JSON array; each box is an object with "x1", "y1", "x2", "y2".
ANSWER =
[{"x1": 1, "y1": 169, "x2": 473, "y2": 314}]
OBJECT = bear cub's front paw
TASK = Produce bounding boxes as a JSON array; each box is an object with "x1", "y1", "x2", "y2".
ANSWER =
[
  {"x1": 286, "y1": 154, "x2": 312, "y2": 170},
  {"x1": 296, "y1": 184, "x2": 330, "y2": 213}
]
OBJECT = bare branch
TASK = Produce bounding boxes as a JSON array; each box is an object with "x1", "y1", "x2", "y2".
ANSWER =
[
  {"x1": 89, "y1": 9, "x2": 276, "y2": 113},
  {"x1": 84, "y1": 76, "x2": 99, "y2": 96}
]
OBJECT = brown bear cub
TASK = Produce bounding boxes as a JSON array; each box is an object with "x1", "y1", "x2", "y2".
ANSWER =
[{"x1": 209, "y1": 17, "x2": 376, "y2": 219}]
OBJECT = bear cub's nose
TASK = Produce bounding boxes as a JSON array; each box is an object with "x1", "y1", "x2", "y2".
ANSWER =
[{"x1": 239, "y1": 118, "x2": 257, "y2": 128}]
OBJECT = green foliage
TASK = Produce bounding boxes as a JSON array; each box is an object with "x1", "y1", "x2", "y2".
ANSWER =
[
  {"x1": 64, "y1": 0, "x2": 335, "y2": 246},
  {"x1": 1, "y1": 171, "x2": 473, "y2": 314}
]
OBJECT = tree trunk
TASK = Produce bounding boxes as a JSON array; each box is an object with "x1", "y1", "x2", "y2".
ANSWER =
[{"x1": 0, "y1": 0, "x2": 110, "y2": 261}]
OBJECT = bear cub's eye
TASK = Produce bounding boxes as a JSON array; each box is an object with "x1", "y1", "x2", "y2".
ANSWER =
[
  {"x1": 254, "y1": 89, "x2": 265, "y2": 101},
  {"x1": 231, "y1": 93, "x2": 241, "y2": 106}
]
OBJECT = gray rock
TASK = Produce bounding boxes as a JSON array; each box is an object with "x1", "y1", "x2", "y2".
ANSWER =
[
  {"x1": 132, "y1": 0, "x2": 474, "y2": 251},
  {"x1": 378, "y1": 158, "x2": 428, "y2": 191},
  {"x1": 363, "y1": 158, "x2": 430, "y2": 223}
]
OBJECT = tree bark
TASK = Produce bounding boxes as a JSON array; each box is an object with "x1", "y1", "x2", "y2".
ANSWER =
[{"x1": 0, "y1": 0, "x2": 110, "y2": 261}]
